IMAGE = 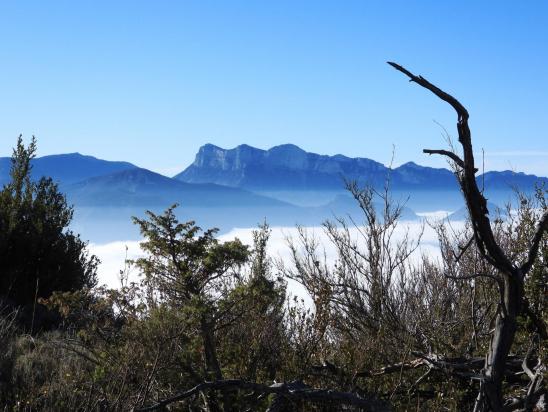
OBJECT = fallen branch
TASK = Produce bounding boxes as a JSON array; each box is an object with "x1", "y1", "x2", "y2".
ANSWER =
[
  {"x1": 133, "y1": 379, "x2": 391, "y2": 412},
  {"x1": 316, "y1": 354, "x2": 526, "y2": 383},
  {"x1": 353, "y1": 358, "x2": 426, "y2": 379}
]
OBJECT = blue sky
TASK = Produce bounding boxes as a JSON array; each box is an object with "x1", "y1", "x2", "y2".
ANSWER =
[{"x1": 1, "y1": 1, "x2": 547, "y2": 175}]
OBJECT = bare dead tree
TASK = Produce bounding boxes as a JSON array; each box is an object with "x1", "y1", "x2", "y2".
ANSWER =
[{"x1": 388, "y1": 62, "x2": 548, "y2": 411}]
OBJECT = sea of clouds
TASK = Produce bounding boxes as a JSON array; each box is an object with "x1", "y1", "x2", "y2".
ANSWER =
[{"x1": 88, "y1": 212, "x2": 464, "y2": 302}]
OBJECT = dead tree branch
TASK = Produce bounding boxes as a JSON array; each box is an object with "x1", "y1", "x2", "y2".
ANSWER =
[
  {"x1": 423, "y1": 149, "x2": 478, "y2": 172},
  {"x1": 388, "y1": 61, "x2": 548, "y2": 411},
  {"x1": 133, "y1": 379, "x2": 391, "y2": 412},
  {"x1": 388, "y1": 61, "x2": 514, "y2": 275},
  {"x1": 521, "y1": 209, "x2": 548, "y2": 274}
]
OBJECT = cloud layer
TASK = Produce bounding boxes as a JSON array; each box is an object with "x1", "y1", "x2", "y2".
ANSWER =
[{"x1": 89, "y1": 218, "x2": 466, "y2": 301}]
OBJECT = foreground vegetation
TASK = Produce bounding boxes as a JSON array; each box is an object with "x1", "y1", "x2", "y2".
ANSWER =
[{"x1": 0, "y1": 65, "x2": 546, "y2": 411}]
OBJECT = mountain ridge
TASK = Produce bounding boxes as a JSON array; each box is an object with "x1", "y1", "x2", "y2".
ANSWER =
[
  {"x1": 65, "y1": 167, "x2": 293, "y2": 208},
  {"x1": 3, "y1": 145, "x2": 546, "y2": 193},
  {"x1": 2, "y1": 145, "x2": 544, "y2": 242},
  {"x1": 174, "y1": 143, "x2": 546, "y2": 192},
  {"x1": 0, "y1": 152, "x2": 138, "y2": 186}
]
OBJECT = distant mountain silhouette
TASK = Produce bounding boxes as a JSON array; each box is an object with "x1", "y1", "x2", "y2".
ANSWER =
[
  {"x1": 1, "y1": 146, "x2": 546, "y2": 243},
  {"x1": 2, "y1": 146, "x2": 544, "y2": 196},
  {"x1": 64, "y1": 167, "x2": 292, "y2": 208},
  {"x1": 478, "y1": 170, "x2": 547, "y2": 190},
  {"x1": 175, "y1": 144, "x2": 546, "y2": 192},
  {"x1": 0, "y1": 153, "x2": 137, "y2": 186},
  {"x1": 174, "y1": 143, "x2": 390, "y2": 190}
]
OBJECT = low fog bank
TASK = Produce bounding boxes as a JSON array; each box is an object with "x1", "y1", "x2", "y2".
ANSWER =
[
  {"x1": 71, "y1": 188, "x2": 522, "y2": 245},
  {"x1": 89, "y1": 219, "x2": 466, "y2": 301}
]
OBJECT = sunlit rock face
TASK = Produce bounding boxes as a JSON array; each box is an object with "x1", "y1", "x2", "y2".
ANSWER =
[
  {"x1": 176, "y1": 143, "x2": 390, "y2": 190},
  {"x1": 175, "y1": 143, "x2": 548, "y2": 193}
]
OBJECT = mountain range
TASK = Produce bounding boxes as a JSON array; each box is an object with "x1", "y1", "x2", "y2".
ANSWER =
[
  {"x1": 1, "y1": 143, "x2": 546, "y2": 242},
  {"x1": 174, "y1": 143, "x2": 546, "y2": 192},
  {"x1": 3, "y1": 144, "x2": 545, "y2": 201},
  {"x1": 174, "y1": 143, "x2": 458, "y2": 190},
  {"x1": 65, "y1": 167, "x2": 290, "y2": 208},
  {"x1": 0, "y1": 153, "x2": 136, "y2": 187}
]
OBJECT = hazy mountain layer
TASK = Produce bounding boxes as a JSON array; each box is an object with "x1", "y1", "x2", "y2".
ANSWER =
[
  {"x1": 64, "y1": 167, "x2": 292, "y2": 208},
  {"x1": 1, "y1": 145, "x2": 546, "y2": 243},
  {"x1": 0, "y1": 153, "x2": 137, "y2": 186},
  {"x1": 175, "y1": 143, "x2": 546, "y2": 192}
]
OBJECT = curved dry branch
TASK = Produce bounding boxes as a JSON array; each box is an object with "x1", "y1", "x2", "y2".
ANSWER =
[
  {"x1": 386, "y1": 62, "x2": 469, "y2": 121},
  {"x1": 520, "y1": 209, "x2": 548, "y2": 275},
  {"x1": 423, "y1": 149, "x2": 465, "y2": 170},
  {"x1": 388, "y1": 61, "x2": 514, "y2": 275},
  {"x1": 423, "y1": 149, "x2": 479, "y2": 173},
  {"x1": 133, "y1": 379, "x2": 391, "y2": 412},
  {"x1": 443, "y1": 272, "x2": 501, "y2": 283},
  {"x1": 522, "y1": 297, "x2": 548, "y2": 339}
]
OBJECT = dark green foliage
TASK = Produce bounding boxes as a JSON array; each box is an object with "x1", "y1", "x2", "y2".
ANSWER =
[
  {"x1": 132, "y1": 205, "x2": 249, "y2": 306},
  {"x1": 218, "y1": 223, "x2": 287, "y2": 382},
  {"x1": 0, "y1": 137, "x2": 97, "y2": 314},
  {"x1": 1, "y1": 210, "x2": 288, "y2": 410}
]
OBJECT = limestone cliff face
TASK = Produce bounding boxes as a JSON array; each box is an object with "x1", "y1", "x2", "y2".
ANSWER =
[
  {"x1": 175, "y1": 143, "x2": 391, "y2": 190},
  {"x1": 174, "y1": 143, "x2": 460, "y2": 190}
]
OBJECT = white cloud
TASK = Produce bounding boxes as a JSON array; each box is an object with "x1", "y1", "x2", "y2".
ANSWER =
[
  {"x1": 89, "y1": 220, "x2": 466, "y2": 302},
  {"x1": 415, "y1": 211, "x2": 453, "y2": 219},
  {"x1": 88, "y1": 240, "x2": 144, "y2": 289}
]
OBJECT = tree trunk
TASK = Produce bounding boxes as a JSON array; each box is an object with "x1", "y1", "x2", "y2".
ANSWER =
[
  {"x1": 479, "y1": 273, "x2": 523, "y2": 411},
  {"x1": 201, "y1": 315, "x2": 223, "y2": 380},
  {"x1": 200, "y1": 315, "x2": 224, "y2": 412}
]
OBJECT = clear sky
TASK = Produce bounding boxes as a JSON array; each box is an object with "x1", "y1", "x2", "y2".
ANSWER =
[{"x1": 1, "y1": 1, "x2": 547, "y2": 176}]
